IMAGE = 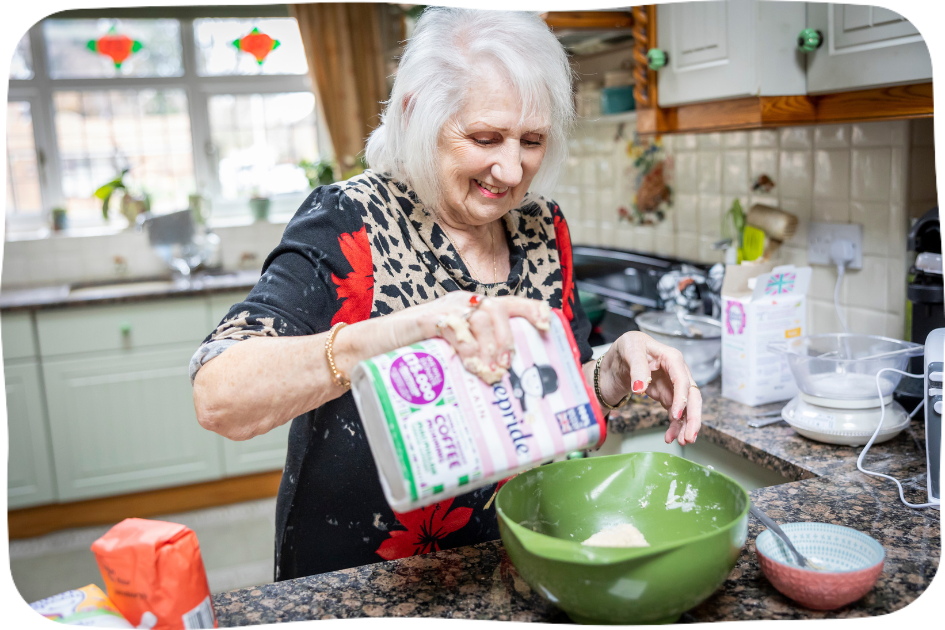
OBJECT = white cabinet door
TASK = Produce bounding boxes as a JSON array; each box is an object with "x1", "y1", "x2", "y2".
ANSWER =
[
  {"x1": 6, "y1": 361, "x2": 57, "y2": 508},
  {"x1": 43, "y1": 344, "x2": 223, "y2": 501},
  {"x1": 806, "y1": 3, "x2": 932, "y2": 93},
  {"x1": 657, "y1": 0, "x2": 805, "y2": 106}
]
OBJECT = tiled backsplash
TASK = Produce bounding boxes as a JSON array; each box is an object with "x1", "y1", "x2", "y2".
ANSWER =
[{"x1": 553, "y1": 117, "x2": 938, "y2": 339}]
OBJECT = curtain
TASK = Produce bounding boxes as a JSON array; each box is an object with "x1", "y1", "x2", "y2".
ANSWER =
[{"x1": 291, "y1": 3, "x2": 389, "y2": 170}]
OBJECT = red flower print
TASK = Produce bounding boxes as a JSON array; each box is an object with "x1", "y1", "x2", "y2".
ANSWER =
[
  {"x1": 331, "y1": 226, "x2": 374, "y2": 325},
  {"x1": 375, "y1": 498, "x2": 472, "y2": 560},
  {"x1": 553, "y1": 211, "x2": 574, "y2": 321}
]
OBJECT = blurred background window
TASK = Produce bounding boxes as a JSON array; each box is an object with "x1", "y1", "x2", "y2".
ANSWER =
[
  {"x1": 10, "y1": 33, "x2": 34, "y2": 80},
  {"x1": 208, "y1": 92, "x2": 317, "y2": 200},
  {"x1": 194, "y1": 17, "x2": 308, "y2": 76},
  {"x1": 43, "y1": 19, "x2": 183, "y2": 79},
  {"x1": 6, "y1": 102, "x2": 43, "y2": 215},
  {"x1": 53, "y1": 90, "x2": 195, "y2": 222}
]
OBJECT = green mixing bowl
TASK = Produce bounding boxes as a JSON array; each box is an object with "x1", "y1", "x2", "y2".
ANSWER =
[{"x1": 496, "y1": 452, "x2": 749, "y2": 624}]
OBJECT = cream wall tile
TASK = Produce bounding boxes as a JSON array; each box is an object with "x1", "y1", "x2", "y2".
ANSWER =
[
  {"x1": 635, "y1": 226, "x2": 655, "y2": 253},
  {"x1": 850, "y1": 201, "x2": 889, "y2": 257},
  {"x1": 780, "y1": 127, "x2": 813, "y2": 149},
  {"x1": 583, "y1": 190, "x2": 600, "y2": 221},
  {"x1": 676, "y1": 233, "x2": 699, "y2": 259},
  {"x1": 698, "y1": 195, "x2": 723, "y2": 237},
  {"x1": 582, "y1": 159, "x2": 597, "y2": 188},
  {"x1": 697, "y1": 152, "x2": 722, "y2": 194},
  {"x1": 655, "y1": 233, "x2": 676, "y2": 257},
  {"x1": 698, "y1": 236, "x2": 724, "y2": 264},
  {"x1": 885, "y1": 314, "x2": 906, "y2": 340},
  {"x1": 723, "y1": 131, "x2": 748, "y2": 148},
  {"x1": 814, "y1": 150, "x2": 850, "y2": 200},
  {"x1": 887, "y1": 202, "x2": 908, "y2": 261},
  {"x1": 747, "y1": 193, "x2": 778, "y2": 209},
  {"x1": 599, "y1": 221, "x2": 617, "y2": 247},
  {"x1": 851, "y1": 147, "x2": 892, "y2": 202},
  {"x1": 568, "y1": 221, "x2": 584, "y2": 245},
  {"x1": 890, "y1": 147, "x2": 906, "y2": 203},
  {"x1": 812, "y1": 200, "x2": 850, "y2": 223},
  {"x1": 675, "y1": 152, "x2": 698, "y2": 194},
  {"x1": 847, "y1": 308, "x2": 887, "y2": 336},
  {"x1": 698, "y1": 133, "x2": 722, "y2": 149},
  {"x1": 614, "y1": 225, "x2": 635, "y2": 250},
  {"x1": 723, "y1": 152, "x2": 749, "y2": 195},
  {"x1": 581, "y1": 219, "x2": 599, "y2": 246},
  {"x1": 750, "y1": 130, "x2": 778, "y2": 148},
  {"x1": 814, "y1": 124, "x2": 850, "y2": 148},
  {"x1": 779, "y1": 245, "x2": 808, "y2": 267},
  {"x1": 850, "y1": 121, "x2": 894, "y2": 147},
  {"x1": 675, "y1": 134, "x2": 698, "y2": 150},
  {"x1": 845, "y1": 256, "x2": 887, "y2": 311},
  {"x1": 887, "y1": 256, "x2": 907, "y2": 316},
  {"x1": 597, "y1": 156, "x2": 616, "y2": 188},
  {"x1": 809, "y1": 299, "x2": 843, "y2": 335},
  {"x1": 675, "y1": 193, "x2": 699, "y2": 234},
  {"x1": 809, "y1": 265, "x2": 840, "y2": 302},
  {"x1": 889, "y1": 121, "x2": 908, "y2": 147},
  {"x1": 779, "y1": 150, "x2": 813, "y2": 199},
  {"x1": 749, "y1": 149, "x2": 778, "y2": 184}
]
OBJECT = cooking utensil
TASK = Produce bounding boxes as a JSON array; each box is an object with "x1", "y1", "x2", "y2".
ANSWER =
[
  {"x1": 675, "y1": 309, "x2": 703, "y2": 338},
  {"x1": 749, "y1": 505, "x2": 823, "y2": 570},
  {"x1": 496, "y1": 452, "x2": 749, "y2": 625},
  {"x1": 768, "y1": 334, "x2": 924, "y2": 402},
  {"x1": 748, "y1": 415, "x2": 787, "y2": 428},
  {"x1": 755, "y1": 522, "x2": 885, "y2": 610},
  {"x1": 636, "y1": 311, "x2": 721, "y2": 385}
]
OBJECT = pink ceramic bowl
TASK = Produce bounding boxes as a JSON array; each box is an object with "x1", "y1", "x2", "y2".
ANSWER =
[{"x1": 755, "y1": 522, "x2": 885, "y2": 610}]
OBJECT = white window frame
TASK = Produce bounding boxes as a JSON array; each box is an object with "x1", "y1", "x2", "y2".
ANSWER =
[{"x1": 6, "y1": 4, "x2": 331, "y2": 238}]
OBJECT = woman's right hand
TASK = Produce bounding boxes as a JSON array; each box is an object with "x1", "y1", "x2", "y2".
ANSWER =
[{"x1": 405, "y1": 292, "x2": 552, "y2": 384}]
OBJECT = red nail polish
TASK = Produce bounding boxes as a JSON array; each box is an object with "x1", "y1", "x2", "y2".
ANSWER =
[
  {"x1": 676, "y1": 409, "x2": 684, "y2": 420},
  {"x1": 633, "y1": 380, "x2": 645, "y2": 393}
]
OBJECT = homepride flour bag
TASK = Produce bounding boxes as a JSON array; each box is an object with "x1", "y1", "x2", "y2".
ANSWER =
[
  {"x1": 352, "y1": 309, "x2": 607, "y2": 512},
  {"x1": 91, "y1": 519, "x2": 216, "y2": 630}
]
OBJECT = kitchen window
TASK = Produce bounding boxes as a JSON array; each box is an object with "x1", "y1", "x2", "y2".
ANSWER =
[{"x1": 5, "y1": 5, "x2": 328, "y2": 238}]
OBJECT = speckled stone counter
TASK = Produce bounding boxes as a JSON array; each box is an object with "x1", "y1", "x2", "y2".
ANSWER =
[
  {"x1": 0, "y1": 270, "x2": 260, "y2": 312},
  {"x1": 212, "y1": 381, "x2": 940, "y2": 625}
]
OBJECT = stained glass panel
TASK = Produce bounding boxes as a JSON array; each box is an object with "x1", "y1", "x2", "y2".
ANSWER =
[
  {"x1": 43, "y1": 19, "x2": 182, "y2": 79},
  {"x1": 10, "y1": 32, "x2": 33, "y2": 80},
  {"x1": 207, "y1": 92, "x2": 317, "y2": 199},
  {"x1": 6, "y1": 102, "x2": 43, "y2": 215},
  {"x1": 194, "y1": 18, "x2": 307, "y2": 76},
  {"x1": 53, "y1": 89, "x2": 194, "y2": 220}
]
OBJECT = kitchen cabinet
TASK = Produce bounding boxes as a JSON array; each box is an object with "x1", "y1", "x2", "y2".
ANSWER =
[
  {"x1": 208, "y1": 291, "x2": 291, "y2": 476},
  {"x1": 656, "y1": 0, "x2": 806, "y2": 106},
  {"x1": 805, "y1": 3, "x2": 932, "y2": 94},
  {"x1": 3, "y1": 312, "x2": 57, "y2": 508},
  {"x1": 42, "y1": 344, "x2": 223, "y2": 501}
]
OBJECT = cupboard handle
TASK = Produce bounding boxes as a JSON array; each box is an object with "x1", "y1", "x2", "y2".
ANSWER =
[
  {"x1": 797, "y1": 28, "x2": 824, "y2": 52},
  {"x1": 646, "y1": 48, "x2": 668, "y2": 71}
]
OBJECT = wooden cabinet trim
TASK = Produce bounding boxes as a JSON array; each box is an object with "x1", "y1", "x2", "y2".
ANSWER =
[{"x1": 637, "y1": 82, "x2": 932, "y2": 135}]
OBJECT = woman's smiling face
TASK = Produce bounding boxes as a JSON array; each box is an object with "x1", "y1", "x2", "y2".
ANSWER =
[{"x1": 436, "y1": 75, "x2": 550, "y2": 226}]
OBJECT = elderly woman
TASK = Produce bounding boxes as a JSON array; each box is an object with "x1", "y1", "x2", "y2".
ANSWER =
[{"x1": 191, "y1": 8, "x2": 701, "y2": 581}]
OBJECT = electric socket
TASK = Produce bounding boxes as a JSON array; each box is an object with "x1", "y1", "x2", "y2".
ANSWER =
[{"x1": 808, "y1": 222, "x2": 863, "y2": 269}]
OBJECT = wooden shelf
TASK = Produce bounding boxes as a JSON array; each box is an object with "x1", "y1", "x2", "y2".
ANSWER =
[
  {"x1": 541, "y1": 11, "x2": 633, "y2": 30},
  {"x1": 637, "y1": 82, "x2": 933, "y2": 135}
]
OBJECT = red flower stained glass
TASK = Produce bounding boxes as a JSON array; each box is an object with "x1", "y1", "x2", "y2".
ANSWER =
[
  {"x1": 375, "y1": 498, "x2": 472, "y2": 560},
  {"x1": 87, "y1": 32, "x2": 142, "y2": 68},
  {"x1": 232, "y1": 27, "x2": 281, "y2": 65}
]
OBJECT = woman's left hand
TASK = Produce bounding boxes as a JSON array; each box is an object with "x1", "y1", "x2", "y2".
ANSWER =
[{"x1": 593, "y1": 331, "x2": 702, "y2": 446}]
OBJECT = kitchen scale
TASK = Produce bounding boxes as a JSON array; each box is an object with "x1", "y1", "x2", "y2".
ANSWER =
[{"x1": 770, "y1": 335, "x2": 924, "y2": 447}]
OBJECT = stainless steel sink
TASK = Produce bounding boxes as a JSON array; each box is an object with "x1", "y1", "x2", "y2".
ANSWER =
[{"x1": 67, "y1": 270, "x2": 258, "y2": 296}]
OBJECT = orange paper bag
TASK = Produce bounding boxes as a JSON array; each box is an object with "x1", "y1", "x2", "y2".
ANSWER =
[{"x1": 92, "y1": 518, "x2": 217, "y2": 630}]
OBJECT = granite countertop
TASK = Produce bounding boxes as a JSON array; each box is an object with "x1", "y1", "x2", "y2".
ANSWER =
[
  {"x1": 212, "y1": 382, "x2": 940, "y2": 625},
  {"x1": 0, "y1": 270, "x2": 261, "y2": 312}
]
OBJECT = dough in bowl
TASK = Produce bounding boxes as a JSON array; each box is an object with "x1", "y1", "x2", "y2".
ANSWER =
[{"x1": 582, "y1": 523, "x2": 650, "y2": 548}]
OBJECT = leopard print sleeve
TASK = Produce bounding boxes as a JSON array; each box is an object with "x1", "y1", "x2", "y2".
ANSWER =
[{"x1": 189, "y1": 184, "x2": 374, "y2": 382}]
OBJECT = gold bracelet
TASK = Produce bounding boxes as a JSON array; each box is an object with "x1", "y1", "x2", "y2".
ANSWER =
[
  {"x1": 325, "y1": 322, "x2": 350, "y2": 391},
  {"x1": 594, "y1": 355, "x2": 632, "y2": 410}
]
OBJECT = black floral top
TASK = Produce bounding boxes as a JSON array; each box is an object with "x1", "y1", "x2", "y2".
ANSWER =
[{"x1": 191, "y1": 170, "x2": 592, "y2": 581}]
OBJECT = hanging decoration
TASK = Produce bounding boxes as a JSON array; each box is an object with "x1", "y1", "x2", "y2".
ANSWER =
[
  {"x1": 232, "y1": 27, "x2": 281, "y2": 65},
  {"x1": 87, "y1": 28, "x2": 143, "y2": 68},
  {"x1": 621, "y1": 134, "x2": 673, "y2": 225}
]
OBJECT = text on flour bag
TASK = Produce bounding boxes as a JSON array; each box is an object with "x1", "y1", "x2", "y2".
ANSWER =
[{"x1": 91, "y1": 518, "x2": 217, "y2": 630}]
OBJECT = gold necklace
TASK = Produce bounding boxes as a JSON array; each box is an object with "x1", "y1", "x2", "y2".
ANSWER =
[{"x1": 437, "y1": 216, "x2": 498, "y2": 296}]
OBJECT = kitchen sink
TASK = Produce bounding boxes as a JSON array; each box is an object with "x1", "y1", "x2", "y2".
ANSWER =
[
  {"x1": 592, "y1": 426, "x2": 791, "y2": 492},
  {"x1": 68, "y1": 278, "x2": 178, "y2": 296},
  {"x1": 68, "y1": 269, "x2": 259, "y2": 296}
]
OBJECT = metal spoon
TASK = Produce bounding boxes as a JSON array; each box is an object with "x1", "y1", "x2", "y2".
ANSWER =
[{"x1": 749, "y1": 504, "x2": 826, "y2": 571}]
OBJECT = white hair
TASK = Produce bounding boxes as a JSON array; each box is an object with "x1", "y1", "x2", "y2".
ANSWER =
[{"x1": 365, "y1": 7, "x2": 574, "y2": 209}]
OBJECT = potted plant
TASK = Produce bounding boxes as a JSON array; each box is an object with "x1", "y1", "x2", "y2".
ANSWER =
[
  {"x1": 249, "y1": 188, "x2": 270, "y2": 222},
  {"x1": 299, "y1": 159, "x2": 337, "y2": 188},
  {"x1": 51, "y1": 207, "x2": 68, "y2": 232},
  {"x1": 94, "y1": 169, "x2": 150, "y2": 227}
]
